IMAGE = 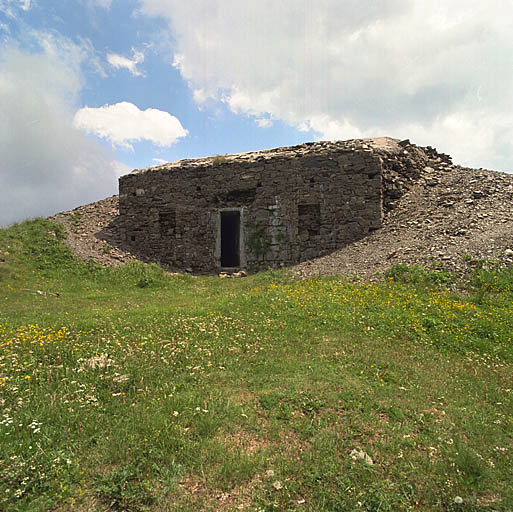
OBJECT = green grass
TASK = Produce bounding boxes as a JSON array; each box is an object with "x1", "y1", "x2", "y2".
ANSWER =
[{"x1": 1, "y1": 219, "x2": 512, "y2": 511}]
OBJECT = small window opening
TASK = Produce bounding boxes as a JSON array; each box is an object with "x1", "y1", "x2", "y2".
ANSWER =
[
  {"x1": 225, "y1": 189, "x2": 256, "y2": 204},
  {"x1": 298, "y1": 203, "x2": 321, "y2": 236},
  {"x1": 130, "y1": 235, "x2": 136, "y2": 242},
  {"x1": 221, "y1": 211, "x2": 240, "y2": 267},
  {"x1": 159, "y1": 209, "x2": 176, "y2": 234}
]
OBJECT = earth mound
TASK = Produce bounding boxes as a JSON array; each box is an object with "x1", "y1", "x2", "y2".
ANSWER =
[{"x1": 50, "y1": 138, "x2": 513, "y2": 279}]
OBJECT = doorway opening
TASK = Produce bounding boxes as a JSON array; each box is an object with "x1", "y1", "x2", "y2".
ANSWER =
[{"x1": 220, "y1": 210, "x2": 240, "y2": 267}]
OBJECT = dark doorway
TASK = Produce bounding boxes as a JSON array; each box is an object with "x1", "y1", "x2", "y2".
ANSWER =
[{"x1": 221, "y1": 210, "x2": 240, "y2": 267}]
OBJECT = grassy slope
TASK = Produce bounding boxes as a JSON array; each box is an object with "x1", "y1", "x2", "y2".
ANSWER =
[{"x1": 0, "y1": 219, "x2": 512, "y2": 511}]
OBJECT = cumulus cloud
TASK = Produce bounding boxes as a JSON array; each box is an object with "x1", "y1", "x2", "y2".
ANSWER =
[
  {"x1": 73, "y1": 101, "x2": 188, "y2": 149},
  {"x1": 140, "y1": 0, "x2": 513, "y2": 171},
  {"x1": 0, "y1": 36, "x2": 129, "y2": 227},
  {"x1": 107, "y1": 48, "x2": 145, "y2": 76}
]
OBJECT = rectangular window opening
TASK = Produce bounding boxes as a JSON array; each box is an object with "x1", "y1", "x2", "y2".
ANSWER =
[
  {"x1": 221, "y1": 210, "x2": 241, "y2": 267},
  {"x1": 298, "y1": 203, "x2": 321, "y2": 236},
  {"x1": 159, "y1": 209, "x2": 176, "y2": 234}
]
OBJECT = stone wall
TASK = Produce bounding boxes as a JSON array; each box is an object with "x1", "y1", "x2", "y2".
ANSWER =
[{"x1": 118, "y1": 140, "x2": 383, "y2": 272}]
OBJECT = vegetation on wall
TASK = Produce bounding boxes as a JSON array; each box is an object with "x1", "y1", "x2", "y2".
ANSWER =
[
  {"x1": 248, "y1": 224, "x2": 270, "y2": 261},
  {"x1": 212, "y1": 154, "x2": 229, "y2": 165}
]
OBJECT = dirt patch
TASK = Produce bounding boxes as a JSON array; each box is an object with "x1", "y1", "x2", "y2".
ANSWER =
[
  {"x1": 218, "y1": 426, "x2": 271, "y2": 456},
  {"x1": 176, "y1": 474, "x2": 260, "y2": 511}
]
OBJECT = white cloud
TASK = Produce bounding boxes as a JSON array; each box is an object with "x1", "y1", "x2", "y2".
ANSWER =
[
  {"x1": 152, "y1": 157, "x2": 167, "y2": 165},
  {"x1": 256, "y1": 117, "x2": 273, "y2": 129},
  {"x1": 73, "y1": 101, "x2": 188, "y2": 149},
  {"x1": 107, "y1": 48, "x2": 145, "y2": 76},
  {"x1": 0, "y1": 0, "x2": 30, "y2": 17},
  {"x1": 140, "y1": 0, "x2": 513, "y2": 171},
  {"x1": 0, "y1": 36, "x2": 128, "y2": 227}
]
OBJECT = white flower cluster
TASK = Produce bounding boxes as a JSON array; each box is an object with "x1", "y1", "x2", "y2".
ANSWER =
[
  {"x1": 27, "y1": 420, "x2": 42, "y2": 434},
  {"x1": 0, "y1": 415, "x2": 14, "y2": 427}
]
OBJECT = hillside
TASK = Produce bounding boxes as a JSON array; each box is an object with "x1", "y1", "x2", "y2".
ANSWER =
[
  {"x1": 50, "y1": 137, "x2": 513, "y2": 278},
  {"x1": 1, "y1": 217, "x2": 513, "y2": 510}
]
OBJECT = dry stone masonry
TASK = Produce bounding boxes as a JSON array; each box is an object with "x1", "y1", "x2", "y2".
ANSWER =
[
  {"x1": 51, "y1": 136, "x2": 513, "y2": 278},
  {"x1": 119, "y1": 140, "x2": 385, "y2": 272}
]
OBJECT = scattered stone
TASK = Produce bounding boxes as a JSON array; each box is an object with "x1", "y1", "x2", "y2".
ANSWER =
[
  {"x1": 219, "y1": 270, "x2": 247, "y2": 278},
  {"x1": 350, "y1": 448, "x2": 374, "y2": 465},
  {"x1": 22, "y1": 288, "x2": 60, "y2": 298}
]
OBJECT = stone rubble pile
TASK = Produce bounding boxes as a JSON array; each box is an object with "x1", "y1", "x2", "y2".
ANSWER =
[
  {"x1": 295, "y1": 139, "x2": 513, "y2": 279},
  {"x1": 50, "y1": 196, "x2": 139, "y2": 267},
  {"x1": 50, "y1": 137, "x2": 513, "y2": 279}
]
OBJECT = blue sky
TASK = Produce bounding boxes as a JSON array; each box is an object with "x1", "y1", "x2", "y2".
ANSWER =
[{"x1": 1, "y1": 0, "x2": 512, "y2": 225}]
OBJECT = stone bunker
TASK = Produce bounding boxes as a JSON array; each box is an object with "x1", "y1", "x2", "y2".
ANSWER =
[{"x1": 119, "y1": 139, "x2": 388, "y2": 272}]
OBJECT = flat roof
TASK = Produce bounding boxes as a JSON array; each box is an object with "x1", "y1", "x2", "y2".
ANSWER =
[{"x1": 129, "y1": 137, "x2": 401, "y2": 175}]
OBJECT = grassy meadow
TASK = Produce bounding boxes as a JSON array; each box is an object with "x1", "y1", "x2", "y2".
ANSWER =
[{"x1": 1, "y1": 219, "x2": 512, "y2": 511}]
